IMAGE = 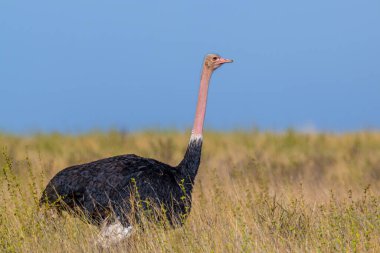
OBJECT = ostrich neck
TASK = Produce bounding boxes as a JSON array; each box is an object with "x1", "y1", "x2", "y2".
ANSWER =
[
  {"x1": 192, "y1": 67, "x2": 213, "y2": 138},
  {"x1": 178, "y1": 65, "x2": 213, "y2": 185}
]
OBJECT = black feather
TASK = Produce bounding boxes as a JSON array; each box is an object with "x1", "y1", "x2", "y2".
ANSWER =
[{"x1": 40, "y1": 138, "x2": 202, "y2": 226}]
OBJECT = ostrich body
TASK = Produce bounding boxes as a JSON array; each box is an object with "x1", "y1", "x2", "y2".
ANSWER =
[{"x1": 40, "y1": 54, "x2": 233, "y2": 245}]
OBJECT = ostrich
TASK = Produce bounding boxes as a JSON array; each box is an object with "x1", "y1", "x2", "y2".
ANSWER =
[{"x1": 40, "y1": 54, "x2": 233, "y2": 246}]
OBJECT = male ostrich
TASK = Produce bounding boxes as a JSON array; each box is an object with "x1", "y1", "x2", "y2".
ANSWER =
[{"x1": 40, "y1": 54, "x2": 233, "y2": 246}]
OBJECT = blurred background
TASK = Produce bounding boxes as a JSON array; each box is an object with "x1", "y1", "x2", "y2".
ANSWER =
[{"x1": 1, "y1": 1, "x2": 379, "y2": 133}]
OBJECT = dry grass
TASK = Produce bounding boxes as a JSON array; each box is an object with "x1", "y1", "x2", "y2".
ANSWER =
[{"x1": 1, "y1": 130, "x2": 380, "y2": 252}]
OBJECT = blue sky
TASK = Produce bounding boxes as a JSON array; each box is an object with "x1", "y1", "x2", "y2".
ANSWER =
[{"x1": 1, "y1": 1, "x2": 379, "y2": 133}]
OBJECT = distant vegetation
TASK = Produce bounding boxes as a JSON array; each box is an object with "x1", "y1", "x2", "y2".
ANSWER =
[{"x1": 1, "y1": 130, "x2": 379, "y2": 252}]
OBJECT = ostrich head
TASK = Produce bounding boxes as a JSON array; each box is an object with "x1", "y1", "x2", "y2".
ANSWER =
[{"x1": 204, "y1": 54, "x2": 233, "y2": 70}]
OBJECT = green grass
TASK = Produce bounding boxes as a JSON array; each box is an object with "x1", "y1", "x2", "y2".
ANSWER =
[{"x1": 1, "y1": 130, "x2": 380, "y2": 252}]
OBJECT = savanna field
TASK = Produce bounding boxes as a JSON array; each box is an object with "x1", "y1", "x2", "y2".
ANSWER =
[{"x1": 1, "y1": 131, "x2": 379, "y2": 252}]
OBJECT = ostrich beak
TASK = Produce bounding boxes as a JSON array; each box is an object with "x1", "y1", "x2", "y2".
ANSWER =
[{"x1": 219, "y1": 58, "x2": 233, "y2": 63}]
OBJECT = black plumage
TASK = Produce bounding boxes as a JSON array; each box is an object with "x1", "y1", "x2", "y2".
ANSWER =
[{"x1": 40, "y1": 138, "x2": 202, "y2": 227}]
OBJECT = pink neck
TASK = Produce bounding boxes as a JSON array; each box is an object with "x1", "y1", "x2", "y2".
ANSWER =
[{"x1": 192, "y1": 66, "x2": 213, "y2": 137}]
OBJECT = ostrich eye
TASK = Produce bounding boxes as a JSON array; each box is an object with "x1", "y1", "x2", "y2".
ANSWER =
[{"x1": 212, "y1": 56, "x2": 218, "y2": 61}]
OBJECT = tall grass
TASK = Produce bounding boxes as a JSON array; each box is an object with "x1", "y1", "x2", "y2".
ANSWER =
[{"x1": 0, "y1": 130, "x2": 379, "y2": 252}]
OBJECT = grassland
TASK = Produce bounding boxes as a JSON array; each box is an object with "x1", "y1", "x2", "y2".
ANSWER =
[{"x1": 0, "y1": 130, "x2": 379, "y2": 252}]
